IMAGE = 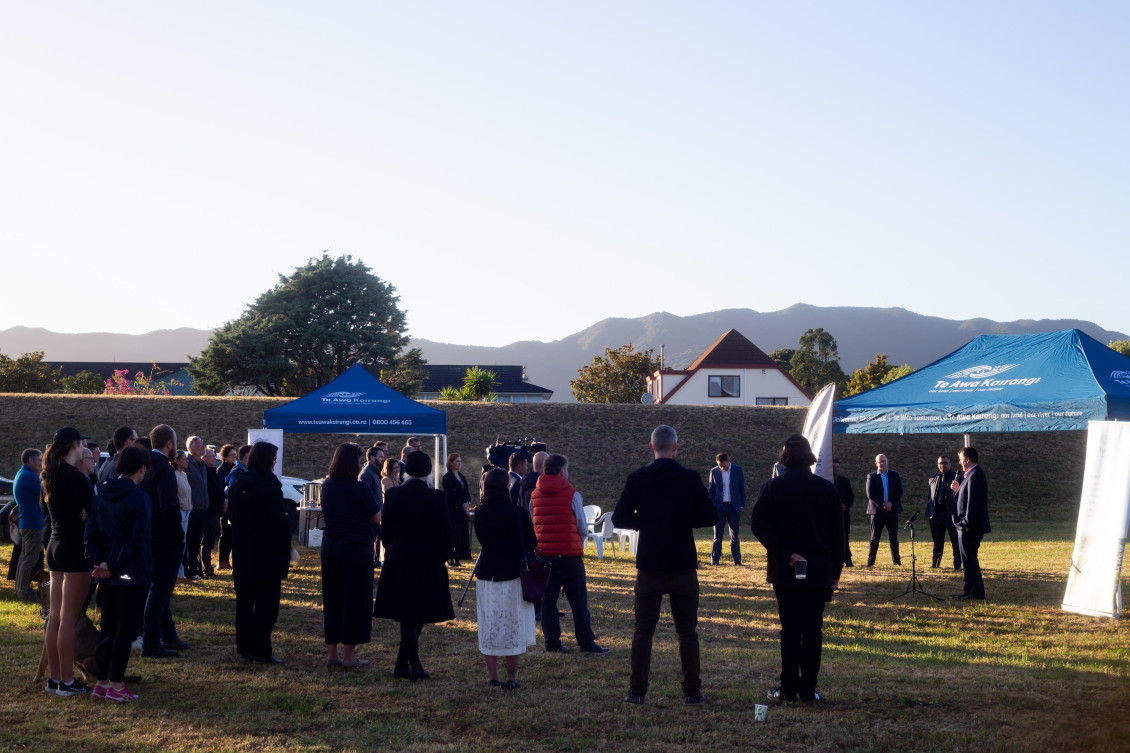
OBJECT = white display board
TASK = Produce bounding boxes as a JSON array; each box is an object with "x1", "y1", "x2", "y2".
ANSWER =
[{"x1": 248, "y1": 428, "x2": 286, "y2": 481}]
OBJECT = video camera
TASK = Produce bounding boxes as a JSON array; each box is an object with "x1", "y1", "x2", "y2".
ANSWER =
[{"x1": 485, "y1": 438, "x2": 547, "y2": 470}]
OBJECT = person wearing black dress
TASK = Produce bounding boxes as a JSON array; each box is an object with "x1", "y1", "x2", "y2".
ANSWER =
[
  {"x1": 320, "y1": 443, "x2": 382, "y2": 669},
  {"x1": 442, "y1": 453, "x2": 473, "y2": 566},
  {"x1": 41, "y1": 426, "x2": 95, "y2": 696},
  {"x1": 228, "y1": 442, "x2": 293, "y2": 664},
  {"x1": 374, "y1": 451, "x2": 454, "y2": 681}
]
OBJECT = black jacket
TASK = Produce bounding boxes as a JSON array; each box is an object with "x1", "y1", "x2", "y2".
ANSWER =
[
  {"x1": 865, "y1": 470, "x2": 904, "y2": 515},
  {"x1": 140, "y1": 449, "x2": 182, "y2": 546},
  {"x1": 205, "y1": 464, "x2": 226, "y2": 517},
  {"x1": 228, "y1": 469, "x2": 292, "y2": 584},
  {"x1": 833, "y1": 475, "x2": 854, "y2": 511},
  {"x1": 612, "y1": 458, "x2": 716, "y2": 573},
  {"x1": 751, "y1": 466, "x2": 845, "y2": 587},
  {"x1": 953, "y1": 465, "x2": 991, "y2": 535},
  {"x1": 85, "y1": 478, "x2": 152, "y2": 588},
  {"x1": 373, "y1": 479, "x2": 454, "y2": 624},
  {"x1": 926, "y1": 470, "x2": 957, "y2": 519},
  {"x1": 474, "y1": 498, "x2": 537, "y2": 581}
]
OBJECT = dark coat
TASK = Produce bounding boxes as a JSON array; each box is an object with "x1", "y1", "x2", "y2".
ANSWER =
[
  {"x1": 85, "y1": 478, "x2": 152, "y2": 588},
  {"x1": 205, "y1": 464, "x2": 226, "y2": 517},
  {"x1": 865, "y1": 470, "x2": 903, "y2": 514},
  {"x1": 925, "y1": 470, "x2": 957, "y2": 519},
  {"x1": 373, "y1": 479, "x2": 454, "y2": 624},
  {"x1": 441, "y1": 471, "x2": 471, "y2": 513},
  {"x1": 751, "y1": 466, "x2": 845, "y2": 587},
  {"x1": 953, "y1": 465, "x2": 991, "y2": 535},
  {"x1": 140, "y1": 450, "x2": 182, "y2": 546},
  {"x1": 228, "y1": 469, "x2": 293, "y2": 585},
  {"x1": 474, "y1": 498, "x2": 536, "y2": 581},
  {"x1": 833, "y1": 474, "x2": 854, "y2": 510},
  {"x1": 612, "y1": 458, "x2": 716, "y2": 573},
  {"x1": 707, "y1": 463, "x2": 748, "y2": 512}
]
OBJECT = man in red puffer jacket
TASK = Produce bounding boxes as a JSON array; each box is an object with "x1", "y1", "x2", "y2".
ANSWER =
[{"x1": 530, "y1": 455, "x2": 609, "y2": 655}]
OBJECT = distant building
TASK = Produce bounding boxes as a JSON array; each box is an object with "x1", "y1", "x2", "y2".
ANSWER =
[
  {"x1": 646, "y1": 329, "x2": 811, "y2": 406},
  {"x1": 416, "y1": 365, "x2": 553, "y2": 403},
  {"x1": 49, "y1": 362, "x2": 195, "y2": 395}
]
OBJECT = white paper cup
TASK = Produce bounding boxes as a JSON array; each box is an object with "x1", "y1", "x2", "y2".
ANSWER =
[{"x1": 754, "y1": 703, "x2": 768, "y2": 722}]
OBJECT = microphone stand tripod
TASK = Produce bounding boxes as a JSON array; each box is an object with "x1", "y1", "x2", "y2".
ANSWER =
[{"x1": 885, "y1": 515, "x2": 945, "y2": 603}]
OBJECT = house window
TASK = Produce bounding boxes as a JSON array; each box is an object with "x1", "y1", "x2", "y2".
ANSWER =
[
  {"x1": 755, "y1": 397, "x2": 789, "y2": 406},
  {"x1": 708, "y1": 375, "x2": 740, "y2": 398}
]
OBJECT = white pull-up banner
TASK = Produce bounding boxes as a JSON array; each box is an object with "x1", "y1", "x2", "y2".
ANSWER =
[
  {"x1": 1062, "y1": 421, "x2": 1130, "y2": 619},
  {"x1": 803, "y1": 383, "x2": 837, "y2": 482}
]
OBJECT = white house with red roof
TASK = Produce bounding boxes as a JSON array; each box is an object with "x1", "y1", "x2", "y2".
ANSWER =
[{"x1": 646, "y1": 329, "x2": 812, "y2": 406}]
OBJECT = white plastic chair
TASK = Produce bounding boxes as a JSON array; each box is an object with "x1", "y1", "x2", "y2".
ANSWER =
[
  {"x1": 585, "y1": 513, "x2": 618, "y2": 559},
  {"x1": 582, "y1": 504, "x2": 602, "y2": 534},
  {"x1": 615, "y1": 527, "x2": 639, "y2": 555}
]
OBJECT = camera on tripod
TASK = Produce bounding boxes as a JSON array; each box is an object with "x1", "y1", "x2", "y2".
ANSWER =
[{"x1": 484, "y1": 439, "x2": 547, "y2": 470}]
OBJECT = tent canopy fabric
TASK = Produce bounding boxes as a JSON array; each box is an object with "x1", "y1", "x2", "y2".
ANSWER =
[
  {"x1": 834, "y1": 329, "x2": 1130, "y2": 434},
  {"x1": 263, "y1": 363, "x2": 447, "y2": 435}
]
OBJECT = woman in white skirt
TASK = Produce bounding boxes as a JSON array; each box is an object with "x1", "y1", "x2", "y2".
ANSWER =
[{"x1": 473, "y1": 468, "x2": 538, "y2": 689}]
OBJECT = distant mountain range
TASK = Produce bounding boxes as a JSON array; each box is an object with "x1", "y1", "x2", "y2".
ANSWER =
[{"x1": 3, "y1": 307, "x2": 1125, "y2": 402}]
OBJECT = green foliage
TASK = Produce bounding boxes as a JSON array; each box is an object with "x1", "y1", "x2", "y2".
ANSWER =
[
  {"x1": 845, "y1": 353, "x2": 896, "y2": 396},
  {"x1": 58, "y1": 370, "x2": 106, "y2": 394},
  {"x1": 881, "y1": 363, "x2": 914, "y2": 384},
  {"x1": 768, "y1": 347, "x2": 796, "y2": 371},
  {"x1": 436, "y1": 366, "x2": 498, "y2": 402},
  {"x1": 189, "y1": 253, "x2": 409, "y2": 396},
  {"x1": 379, "y1": 348, "x2": 428, "y2": 397},
  {"x1": 1109, "y1": 339, "x2": 1130, "y2": 357},
  {"x1": 788, "y1": 328, "x2": 846, "y2": 395},
  {"x1": 570, "y1": 343, "x2": 659, "y2": 403},
  {"x1": 0, "y1": 351, "x2": 61, "y2": 393},
  {"x1": 104, "y1": 366, "x2": 183, "y2": 396}
]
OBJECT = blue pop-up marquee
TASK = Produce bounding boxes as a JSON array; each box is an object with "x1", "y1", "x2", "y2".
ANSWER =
[
  {"x1": 263, "y1": 363, "x2": 447, "y2": 435},
  {"x1": 833, "y1": 329, "x2": 1130, "y2": 434}
]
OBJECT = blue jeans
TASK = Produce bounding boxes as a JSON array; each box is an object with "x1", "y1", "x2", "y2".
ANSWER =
[
  {"x1": 540, "y1": 556, "x2": 595, "y2": 649},
  {"x1": 143, "y1": 540, "x2": 182, "y2": 647}
]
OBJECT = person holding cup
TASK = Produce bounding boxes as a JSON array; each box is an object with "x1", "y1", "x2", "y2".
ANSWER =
[{"x1": 750, "y1": 434, "x2": 844, "y2": 704}]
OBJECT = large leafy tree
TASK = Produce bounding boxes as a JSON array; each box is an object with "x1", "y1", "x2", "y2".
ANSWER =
[
  {"x1": 788, "y1": 328, "x2": 846, "y2": 395},
  {"x1": 844, "y1": 353, "x2": 895, "y2": 396},
  {"x1": 768, "y1": 348, "x2": 796, "y2": 372},
  {"x1": 190, "y1": 254, "x2": 412, "y2": 396},
  {"x1": 379, "y1": 348, "x2": 428, "y2": 398},
  {"x1": 0, "y1": 351, "x2": 61, "y2": 393},
  {"x1": 1109, "y1": 339, "x2": 1130, "y2": 358},
  {"x1": 59, "y1": 370, "x2": 106, "y2": 394},
  {"x1": 570, "y1": 343, "x2": 659, "y2": 403}
]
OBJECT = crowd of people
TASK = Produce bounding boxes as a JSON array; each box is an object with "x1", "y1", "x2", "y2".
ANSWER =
[{"x1": 10, "y1": 421, "x2": 989, "y2": 706}]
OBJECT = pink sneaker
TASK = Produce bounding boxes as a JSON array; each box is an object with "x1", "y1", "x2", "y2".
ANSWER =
[
  {"x1": 105, "y1": 685, "x2": 138, "y2": 703},
  {"x1": 92, "y1": 683, "x2": 109, "y2": 700}
]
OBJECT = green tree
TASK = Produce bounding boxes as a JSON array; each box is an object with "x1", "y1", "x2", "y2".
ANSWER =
[
  {"x1": 190, "y1": 253, "x2": 410, "y2": 396},
  {"x1": 1109, "y1": 339, "x2": 1130, "y2": 358},
  {"x1": 768, "y1": 348, "x2": 796, "y2": 372},
  {"x1": 379, "y1": 348, "x2": 428, "y2": 398},
  {"x1": 59, "y1": 370, "x2": 106, "y2": 394},
  {"x1": 844, "y1": 354, "x2": 895, "y2": 396},
  {"x1": 881, "y1": 363, "x2": 914, "y2": 384},
  {"x1": 435, "y1": 366, "x2": 498, "y2": 402},
  {"x1": 570, "y1": 343, "x2": 659, "y2": 403},
  {"x1": 0, "y1": 351, "x2": 61, "y2": 393},
  {"x1": 788, "y1": 328, "x2": 846, "y2": 395}
]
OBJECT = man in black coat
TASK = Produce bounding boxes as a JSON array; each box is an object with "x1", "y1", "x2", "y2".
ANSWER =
[
  {"x1": 831, "y1": 459, "x2": 854, "y2": 567},
  {"x1": 952, "y1": 447, "x2": 991, "y2": 600},
  {"x1": 612, "y1": 425, "x2": 717, "y2": 706},
  {"x1": 751, "y1": 435, "x2": 844, "y2": 704},
  {"x1": 926, "y1": 455, "x2": 961, "y2": 570},
  {"x1": 139, "y1": 424, "x2": 188, "y2": 658},
  {"x1": 864, "y1": 454, "x2": 903, "y2": 566}
]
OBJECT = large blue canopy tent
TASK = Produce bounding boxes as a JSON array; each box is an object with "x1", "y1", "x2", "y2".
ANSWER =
[
  {"x1": 833, "y1": 329, "x2": 1130, "y2": 434},
  {"x1": 263, "y1": 362, "x2": 448, "y2": 477}
]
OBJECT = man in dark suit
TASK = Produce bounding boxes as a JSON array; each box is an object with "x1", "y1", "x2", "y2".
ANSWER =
[
  {"x1": 508, "y1": 453, "x2": 526, "y2": 507},
  {"x1": 832, "y1": 459, "x2": 854, "y2": 567},
  {"x1": 140, "y1": 424, "x2": 189, "y2": 658},
  {"x1": 926, "y1": 455, "x2": 961, "y2": 570},
  {"x1": 708, "y1": 453, "x2": 747, "y2": 566},
  {"x1": 951, "y1": 447, "x2": 991, "y2": 600},
  {"x1": 865, "y1": 454, "x2": 903, "y2": 566}
]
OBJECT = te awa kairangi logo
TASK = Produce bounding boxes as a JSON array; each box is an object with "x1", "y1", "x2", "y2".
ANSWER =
[
  {"x1": 933, "y1": 363, "x2": 1041, "y2": 390},
  {"x1": 320, "y1": 391, "x2": 392, "y2": 405}
]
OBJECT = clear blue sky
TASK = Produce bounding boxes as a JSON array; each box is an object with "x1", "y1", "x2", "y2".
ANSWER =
[{"x1": 2, "y1": 2, "x2": 1126, "y2": 346}]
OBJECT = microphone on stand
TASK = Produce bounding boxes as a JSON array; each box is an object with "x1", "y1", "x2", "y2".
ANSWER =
[{"x1": 903, "y1": 510, "x2": 920, "y2": 530}]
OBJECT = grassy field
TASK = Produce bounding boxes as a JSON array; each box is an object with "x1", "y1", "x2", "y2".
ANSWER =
[{"x1": 2, "y1": 523, "x2": 1127, "y2": 753}]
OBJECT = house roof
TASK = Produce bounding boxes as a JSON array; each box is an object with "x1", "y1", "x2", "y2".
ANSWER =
[
  {"x1": 686, "y1": 329, "x2": 777, "y2": 369},
  {"x1": 419, "y1": 365, "x2": 553, "y2": 397}
]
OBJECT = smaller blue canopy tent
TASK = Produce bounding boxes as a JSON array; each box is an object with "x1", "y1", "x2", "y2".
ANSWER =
[
  {"x1": 263, "y1": 363, "x2": 447, "y2": 435},
  {"x1": 834, "y1": 329, "x2": 1130, "y2": 434}
]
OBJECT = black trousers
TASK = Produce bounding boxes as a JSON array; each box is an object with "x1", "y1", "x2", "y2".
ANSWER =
[
  {"x1": 868, "y1": 510, "x2": 901, "y2": 565},
  {"x1": 143, "y1": 541, "x2": 181, "y2": 648},
  {"x1": 842, "y1": 510, "x2": 853, "y2": 565},
  {"x1": 184, "y1": 508, "x2": 206, "y2": 577},
  {"x1": 235, "y1": 579, "x2": 282, "y2": 658},
  {"x1": 218, "y1": 515, "x2": 232, "y2": 565},
  {"x1": 772, "y1": 578, "x2": 828, "y2": 700},
  {"x1": 711, "y1": 505, "x2": 742, "y2": 565},
  {"x1": 397, "y1": 621, "x2": 424, "y2": 669},
  {"x1": 97, "y1": 585, "x2": 147, "y2": 683},
  {"x1": 201, "y1": 515, "x2": 222, "y2": 575},
  {"x1": 321, "y1": 539, "x2": 374, "y2": 646},
  {"x1": 929, "y1": 514, "x2": 961, "y2": 569},
  {"x1": 540, "y1": 556, "x2": 596, "y2": 650},
  {"x1": 629, "y1": 568, "x2": 701, "y2": 697},
  {"x1": 958, "y1": 529, "x2": 985, "y2": 598}
]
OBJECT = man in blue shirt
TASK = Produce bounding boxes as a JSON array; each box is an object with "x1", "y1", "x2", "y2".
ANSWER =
[{"x1": 13, "y1": 448, "x2": 44, "y2": 598}]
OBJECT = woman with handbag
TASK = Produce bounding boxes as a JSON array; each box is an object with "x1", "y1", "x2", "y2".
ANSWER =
[{"x1": 472, "y1": 468, "x2": 538, "y2": 689}]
